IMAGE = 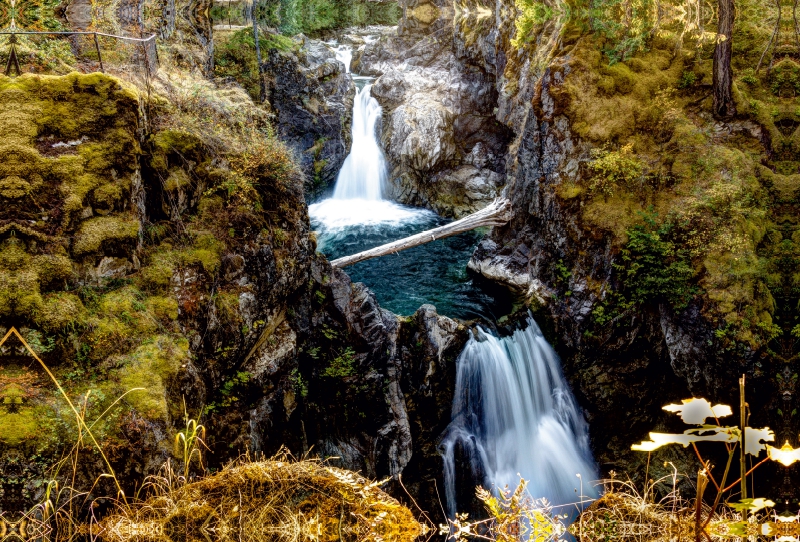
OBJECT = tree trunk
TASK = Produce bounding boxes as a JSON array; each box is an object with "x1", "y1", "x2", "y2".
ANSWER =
[
  {"x1": 251, "y1": 0, "x2": 266, "y2": 102},
  {"x1": 713, "y1": 0, "x2": 736, "y2": 119},
  {"x1": 329, "y1": 199, "x2": 513, "y2": 268}
]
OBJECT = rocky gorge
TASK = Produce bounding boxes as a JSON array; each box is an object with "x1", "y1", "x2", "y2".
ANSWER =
[
  {"x1": 255, "y1": 0, "x2": 797, "y2": 501},
  {"x1": 0, "y1": 0, "x2": 796, "y2": 530}
]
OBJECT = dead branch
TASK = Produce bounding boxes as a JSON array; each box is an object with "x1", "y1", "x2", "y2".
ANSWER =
[{"x1": 329, "y1": 198, "x2": 513, "y2": 269}]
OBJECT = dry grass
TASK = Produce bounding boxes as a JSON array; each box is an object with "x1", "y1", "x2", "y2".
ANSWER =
[
  {"x1": 97, "y1": 452, "x2": 426, "y2": 542},
  {"x1": 572, "y1": 474, "x2": 697, "y2": 542},
  {"x1": 571, "y1": 473, "x2": 778, "y2": 542}
]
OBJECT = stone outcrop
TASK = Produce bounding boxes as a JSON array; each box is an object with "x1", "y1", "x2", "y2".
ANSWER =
[
  {"x1": 0, "y1": 69, "x2": 471, "y2": 515},
  {"x1": 238, "y1": 255, "x2": 468, "y2": 513},
  {"x1": 262, "y1": 38, "x2": 355, "y2": 197},
  {"x1": 446, "y1": 0, "x2": 781, "y2": 481},
  {"x1": 357, "y1": 2, "x2": 512, "y2": 218}
]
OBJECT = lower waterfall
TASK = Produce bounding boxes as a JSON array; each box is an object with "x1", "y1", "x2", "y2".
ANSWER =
[{"x1": 441, "y1": 317, "x2": 599, "y2": 517}]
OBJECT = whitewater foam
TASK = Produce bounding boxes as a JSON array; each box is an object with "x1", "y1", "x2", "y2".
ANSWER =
[{"x1": 441, "y1": 318, "x2": 599, "y2": 517}]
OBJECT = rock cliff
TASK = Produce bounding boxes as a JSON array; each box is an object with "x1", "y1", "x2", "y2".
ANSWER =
[
  {"x1": 456, "y1": 1, "x2": 793, "y2": 478},
  {"x1": 0, "y1": 65, "x2": 476, "y2": 515},
  {"x1": 359, "y1": 2, "x2": 512, "y2": 218},
  {"x1": 262, "y1": 38, "x2": 356, "y2": 197},
  {"x1": 355, "y1": 0, "x2": 797, "y2": 483}
]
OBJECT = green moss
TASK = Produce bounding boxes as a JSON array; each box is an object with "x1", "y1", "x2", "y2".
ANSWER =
[
  {"x1": 139, "y1": 253, "x2": 177, "y2": 290},
  {"x1": 145, "y1": 296, "x2": 178, "y2": 322},
  {"x1": 602, "y1": 63, "x2": 637, "y2": 94},
  {"x1": 565, "y1": 38, "x2": 684, "y2": 143},
  {"x1": 116, "y1": 336, "x2": 189, "y2": 421},
  {"x1": 214, "y1": 29, "x2": 283, "y2": 100},
  {"x1": 150, "y1": 131, "x2": 203, "y2": 172},
  {"x1": 61, "y1": 173, "x2": 104, "y2": 223},
  {"x1": 73, "y1": 215, "x2": 140, "y2": 255},
  {"x1": 583, "y1": 192, "x2": 644, "y2": 242},
  {"x1": 33, "y1": 252, "x2": 73, "y2": 288},
  {"x1": 38, "y1": 293, "x2": 86, "y2": 332},
  {"x1": 180, "y1": 232, "x2": 224, "y2": 275},
  {"x1": 11, "y1": 73, "x2": 139, "y2": 141},
  {"x1": 138, "y1": 229, "x2": 225, "y2": 295},
  {"x1": 556, "y1": 182, "x2": 585, "y2": 199},
  {"x1": 263, "y1": 34, "x2": 296, "y2": 52},
  {"x1": 92, "y1": 180, "x2": 126, "y2": 210},
  {"x1": 0, "y1": 239, "x2": 49, "y2": 323},
  {"x1": 0, "y1": 409, "x2": 42, "y2": 445},
  {"x1": 165, "y1": 168, "x2": 191, "y2": 192},
  {"x1": 153, "y1": 130, "x2": 202, "y2": 155},
  {"x1": 198, "y1": 195, "x2": 224, "y2": 217},
  {"x1": 84, "y1": 286, "x2": 159, "y2": 360},
  {"x1": 561, "y1": 33, "x2": 780, "y2": 348}
]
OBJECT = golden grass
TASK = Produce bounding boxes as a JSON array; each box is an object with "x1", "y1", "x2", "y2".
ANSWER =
[
  {"x1": 97, "y1": 453, "x2": 426, "y2": 542},
  {"x1": 572, "y1": 474, "x2": 697, "y2": 542}
]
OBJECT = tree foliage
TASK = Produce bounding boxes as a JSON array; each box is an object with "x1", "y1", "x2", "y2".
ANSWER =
[{"x1": 615, "y1": 211, "x2": 698, "y2": 310}]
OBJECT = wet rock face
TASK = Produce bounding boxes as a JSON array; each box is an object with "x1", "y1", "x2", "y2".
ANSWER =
[
  {"x1": 360, "y1": 1, "x2": 512, "y2": 218},
  {"x1": 262, "y1": 41, "x2": 355, "y2": 198},
  {"x1": 241, "y1": 256, "x2": 468, "y2": 512}
]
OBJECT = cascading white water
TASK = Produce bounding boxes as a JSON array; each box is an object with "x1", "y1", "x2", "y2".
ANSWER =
[
  {"x1": 332, "y1": 44, "x2": 353, "y2": 73},
  {"x1": 441, "y1": 317, "x2": 599, "y2": 518},
  {"x1": 309, "y1": 84, "x2": 433, "y2": 230},
  {"x1": 332, "y1": 85, "x2": 386, "y2": 200}
]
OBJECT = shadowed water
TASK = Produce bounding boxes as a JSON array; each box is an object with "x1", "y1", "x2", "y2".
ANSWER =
[{"x1": 315, "y1": 212, "x2": 514, "y2": 320}]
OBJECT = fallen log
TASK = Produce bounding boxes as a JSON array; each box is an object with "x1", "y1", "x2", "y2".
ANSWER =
[{"x1": 329, "y1": 198, "x2": 513, "y2": 268}]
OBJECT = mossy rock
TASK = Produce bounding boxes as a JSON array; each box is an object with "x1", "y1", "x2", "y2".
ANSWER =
[
  {"x1": 72, "y1": 215, "x2": 140, "y2": 256},
  {"x1": 115, "y1": 336, "x2": 190, "y2": 422}
]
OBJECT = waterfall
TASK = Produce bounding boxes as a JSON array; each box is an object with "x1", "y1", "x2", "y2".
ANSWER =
[
  {"x1": 332, "y1": 44, "x2": 353, "y2": 73},
  {"x1": 332, "y1": 85, "x2": 386, "y2": 201},
  {"x1": 309, "y1": 84, "x2": 432, "y2": 230},
  {"x1": 441, "y1": 317, "x2": 598, "y2": 518}
]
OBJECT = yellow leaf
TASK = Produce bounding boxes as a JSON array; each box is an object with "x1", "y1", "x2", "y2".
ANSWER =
[
  {"x1": 662, "y1": 398, "x2": 732, "y2": 425},
  {"x1": 768, "y1": 441, "x2": 800, "y2": 466}
]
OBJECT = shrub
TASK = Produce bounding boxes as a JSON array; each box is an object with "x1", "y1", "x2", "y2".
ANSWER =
[
  {"x1": 615, "y1": 211, "x2": 698, "y2": 310},
  {"x1": 214, "y1": 29, "x2": 293, "y2": 99},
  {"x1": 587, "y1": 143, "x2": 644, "y2": 196},
  {"x1": 511, "y1": 0, "x2": 554, "y2": 47},
  {"x1": 740, "y1": 68, "x2": 758, "y2": 85},
  {"x1": 321, "y1": 347, "x2": 357, "y2": 378},
  {"x1": 678, "y1": 70, "x2": 696, "y2": 89}
]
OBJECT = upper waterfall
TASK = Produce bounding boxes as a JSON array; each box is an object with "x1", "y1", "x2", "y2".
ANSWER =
[
  {"x1": 441, "y1": 317, "x2": 599, "y2": 517},
  {"x1": 331, "y1": 44, "x2": 353, "y2": 73},
  {"x1": 332, "y1": 85, "x2": 386, "y2": 201},
  {"x1": 309, "y1": 82, "x2": 433, "y2": 230}
]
